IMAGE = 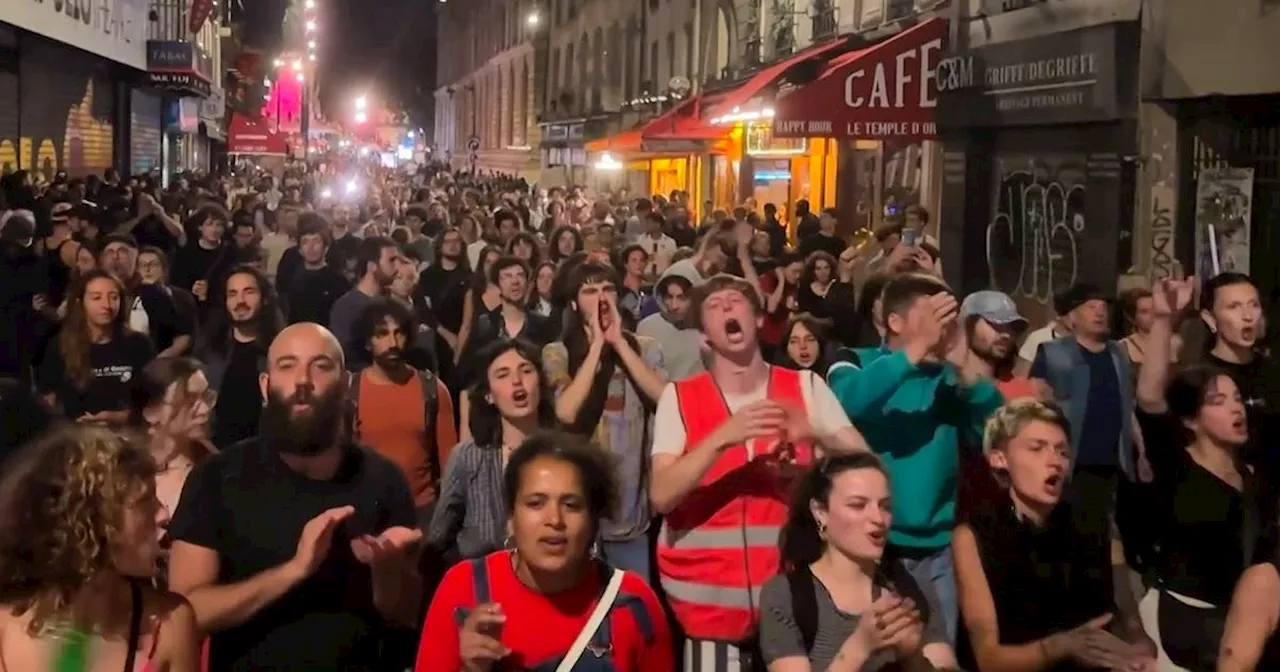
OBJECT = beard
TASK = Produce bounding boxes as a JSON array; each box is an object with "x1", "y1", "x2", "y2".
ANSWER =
[
  {"x1": 259, "y1": 382, "x2": 346, "y2": 456},
  {"x1": 374, "y1": 347, "x2": 407, "y2": 372}
]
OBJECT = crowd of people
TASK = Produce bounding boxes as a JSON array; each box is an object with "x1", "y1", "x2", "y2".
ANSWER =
[{"x1": 0, "y1": 160, "x2": 1277, "y2": 672}]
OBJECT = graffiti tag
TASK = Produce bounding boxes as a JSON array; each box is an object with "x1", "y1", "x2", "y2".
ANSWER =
[
  {"x1": 1149, "y1": 185, "x2": 1176, "y2": 279},
  {"x1": 986, "y1": 162, "x2": 1085, "y2": 304}
]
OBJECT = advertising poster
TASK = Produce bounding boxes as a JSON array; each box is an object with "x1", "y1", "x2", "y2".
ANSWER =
[{"x1": 1194, "y1": 167, "x2": 1254, "y2": 278}]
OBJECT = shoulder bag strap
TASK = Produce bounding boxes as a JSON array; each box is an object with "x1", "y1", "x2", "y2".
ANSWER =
[
  {"x1": 554, "y1": 568, "x2": 625, "y2": 672},
  {"x1": 122, "y1": 578, "x2": 144, "y2": 672},
  {"x1": 787, "y1": 567, "x2": 819, "y2": 654}
]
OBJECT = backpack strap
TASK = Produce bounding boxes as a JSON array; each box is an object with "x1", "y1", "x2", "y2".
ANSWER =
[
  {"x1": 346, "y1": 370, "x2": 363, "y2": 440},
  {"x1": 788, "y1": 567, "x2": 819, "y2": 654},
  {"x1": 453, "y1": 556, "x2": 494, "y2": 627},
  {"x1": 419, "y1": 370, "x2": 442, "y2": 483}
]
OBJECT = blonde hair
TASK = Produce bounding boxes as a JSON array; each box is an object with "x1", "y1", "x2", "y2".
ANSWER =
[{"x1": 982, "y1": 398, "x2": 1070, "y2": 454}]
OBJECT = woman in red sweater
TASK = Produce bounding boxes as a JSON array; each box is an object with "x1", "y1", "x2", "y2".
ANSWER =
[{"x1": 417, "y1": 429, "x2": 673, "y2": 672}]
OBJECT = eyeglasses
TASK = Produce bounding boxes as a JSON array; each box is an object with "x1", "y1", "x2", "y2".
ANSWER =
[{"x1": 168, "y1": 389, "x2": 218, "y2": 409}]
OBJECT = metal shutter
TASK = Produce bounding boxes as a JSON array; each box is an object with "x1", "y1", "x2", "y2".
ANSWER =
[
  {"x1": 20, "y1": 36, "x2": 116, "y2": 179},
  {"x1": 0, "y1": 69, "x2": 17, "y2": 175},
  {"x1": 130, "y1": 89, "x2": 163, "y2": 176}
]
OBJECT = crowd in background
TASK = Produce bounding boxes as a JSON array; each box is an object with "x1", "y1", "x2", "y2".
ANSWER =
[{"x1": 0, "y1": 159, "x2": 1278, "y2": 672}]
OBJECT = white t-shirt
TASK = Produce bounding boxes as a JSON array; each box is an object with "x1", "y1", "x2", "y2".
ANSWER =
[
  {"x1": 1019, "y1": 324, "x2": 1066, "y2": 362},
  {"x1": 467, "y1": 240, "x2": 488, "y2": 269},
  {"x1": 638, "y1": 234, "x2": 678, "y2": 278},
  {"x1": 651, "y1": 369, "x2": 852, "y2": 458}
]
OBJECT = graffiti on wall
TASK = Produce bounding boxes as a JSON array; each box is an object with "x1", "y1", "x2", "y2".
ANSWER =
[
  {"x1": 1149, "y1": 184, "x2": 1177, "y2": 279},
  {"x1": 0, "y1": 51, "x2": 114, "y2": 178},
  {"x1": 986, "y1": 156, "x2": 1086, "y2": 304}
]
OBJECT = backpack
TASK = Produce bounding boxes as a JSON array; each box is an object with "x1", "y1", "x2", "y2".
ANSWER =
[{"x1": 347, "y1": 369, "x2": 442, "y2": 482}]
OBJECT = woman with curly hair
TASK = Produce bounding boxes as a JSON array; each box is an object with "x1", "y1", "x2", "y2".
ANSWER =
[{"x1": 0, "y1": 424, "x2": 201, "y2": 670}]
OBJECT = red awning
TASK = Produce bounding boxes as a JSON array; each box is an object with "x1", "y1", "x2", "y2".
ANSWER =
[
  {"x1": 228, "y1": 114, "x2": 288, "y2": 155},
  {"x1": 641, "y1": 94, "x2": 728, "y2": 143},
  {"x1": 706, "y1": 38, "x2": 852, "y2": 120},
  {"x1": 772, "y1": 18, "x2": 948, "y2": 140}
]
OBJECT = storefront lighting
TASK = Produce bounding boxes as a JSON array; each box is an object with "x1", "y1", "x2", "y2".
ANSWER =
[
  {"x1": 305, "y1": 0, "x2": 315, "y2": 8},
  {"x1": 296, "y1": 73, "x2": 305, "y2": 82},
  {"x1": 306, "y1": 20, "x2": 317, "y2": 32},
  {"x1": 309, "y1": 54, "x2": 317, "y2": 62},
  {"x1": 293, "y1": 59, "x2": 304, "y2": 70},
  {"x1": 711, "y1": 107, "x2": 776, "y2": 126},
  {"x1": 273, "y1": 58, "x2": 283, "y2": 67},
  {"x1": 594, "y1": 153, "x2": 623, "y2": 171},
  {"x1": 308, "y1": 40, "x2": 316, "y2": 49}
]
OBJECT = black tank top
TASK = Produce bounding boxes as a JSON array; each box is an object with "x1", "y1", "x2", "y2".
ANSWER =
[{"x1": 957, "y1": 499, "x2": 1113, "y2": 671}]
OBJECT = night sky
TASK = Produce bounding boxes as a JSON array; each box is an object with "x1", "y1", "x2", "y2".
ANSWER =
[{"x1": 241, "y1": 0, "x2": 438, "y2": 125}]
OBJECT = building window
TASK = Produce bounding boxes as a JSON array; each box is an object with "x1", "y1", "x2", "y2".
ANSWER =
[
  {"x1": 684, "y1": 21, "x2": 695, "y2": 81},
  {"x1": 666, "y1": 32, "x2": 676, "y2": 84},
  {"x1": 649, "y1": 41, "x2": 659, "y2": 91}
]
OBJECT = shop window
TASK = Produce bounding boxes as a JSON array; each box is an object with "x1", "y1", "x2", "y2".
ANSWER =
[{"x1": 745, "y1": 123, "x2": 804, "y2": 156}]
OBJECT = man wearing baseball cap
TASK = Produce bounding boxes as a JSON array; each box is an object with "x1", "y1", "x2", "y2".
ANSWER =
[{"x1": 960, "y1": 290, "x2": 1036, "y2": 401}]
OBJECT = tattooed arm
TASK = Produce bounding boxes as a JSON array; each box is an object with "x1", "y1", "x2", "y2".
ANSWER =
[{"x1": 1219, "y1": 563, "x2": 1280, "y2": 672}]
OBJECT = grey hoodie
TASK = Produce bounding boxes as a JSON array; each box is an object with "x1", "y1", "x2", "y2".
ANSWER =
[{"x1": 637, "y1": 272, "x2": 706, "y2": 380}]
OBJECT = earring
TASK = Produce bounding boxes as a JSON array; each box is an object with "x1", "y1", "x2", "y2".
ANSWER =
[
  {"x1": 503, "y1": 534, "x2": 514, "y2": 550},
  {"x1": 817, "y1": 521, "x2": 828, "y2": 540}
]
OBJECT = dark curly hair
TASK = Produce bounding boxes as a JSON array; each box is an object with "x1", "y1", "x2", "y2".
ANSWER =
[
  {"x1": 0, "y1": 424, "x2": 156, "y2": 635},
  {"x1": 503, "y1": 429, "x2": 619, "y2": 529}
]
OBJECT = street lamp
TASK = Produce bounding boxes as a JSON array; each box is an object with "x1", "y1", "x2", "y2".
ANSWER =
[
  {"x1": 296, "y1": 72, "x2": 305, "y2": 82},
  {"x1": 273, "y1": 58, "x2": 283, "y2": 67},
  {"x1": 308, "y1": 40, "x2": 316, "y2": 49},
  {"x1": 305, "y1": 19, "x2": 317, "y2": 32},
  {"x1": 293, "y1": 59, "x2": 303, "y2": 70},
  {"x1": 527, "y1": 11, "x2": 540, "y2": 26},
  {"x1": 305, "y1": 0, "x2": 315, "y2": 8},
  {"x1": 354, "y1": 111, "x2": 368, "y2": 124}
]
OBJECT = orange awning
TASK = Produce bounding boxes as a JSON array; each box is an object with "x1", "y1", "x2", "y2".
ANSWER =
[
  {"x1": 585, "y1": 128, "x2": 644, "y2": 153},
  {"x1": 705, "y1": 38, "x2": 852, "y2": 119}
]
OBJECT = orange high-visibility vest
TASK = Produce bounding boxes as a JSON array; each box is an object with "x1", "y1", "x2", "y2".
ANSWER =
[{"x1": 656, "y1": 366, "x2": 815, "y2": 642}]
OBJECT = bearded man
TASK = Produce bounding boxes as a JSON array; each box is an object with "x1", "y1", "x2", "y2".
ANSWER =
[{"x1": 167, "y1": 322, "x2": 423, "y2": 671}]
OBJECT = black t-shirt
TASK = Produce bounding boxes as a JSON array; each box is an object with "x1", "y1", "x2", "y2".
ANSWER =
[
  {"x1": 167, "y1": 437, "x2": 417, "y2": 671},
  {"x1": 287, "y1": 266, "x2": 351, "y2": 326},
  {"x1": 37, "y1": 330, "x2": 154, "y2": 418},
  {"x1": 172, "y1": 241, "x2": 235, "y2": 304},
  {"x1": 1132, "y1": 410, "x2": 1273, "y2": 605},
  {"x1": 327, "y1": 232, "x2": 362, "y2": 270},
  {"x1": 799, "y1": 232, "x2": 848, "y2": 259},
  {"x1": 211, "y1": 340, "x2": 263, "y2": 449},
  {"x1": 416, "y1": 264, "x2": 470, "y2": 334},
  {"x1": 1206, "y1": 353, "x2": 1280, "y2": 474},
  {"x1": 275, "y1": 247, "x2": 304, "y2": 298}
]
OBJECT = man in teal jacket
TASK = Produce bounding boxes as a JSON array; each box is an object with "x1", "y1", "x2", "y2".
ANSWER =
[{"x1": 827, "y1": 273, "x2": 1004, "y2": 643}]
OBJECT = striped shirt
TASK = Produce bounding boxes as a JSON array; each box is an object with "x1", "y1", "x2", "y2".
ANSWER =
[{"x1": 427, "y1": 439, "x2": 507, "y2": 560}]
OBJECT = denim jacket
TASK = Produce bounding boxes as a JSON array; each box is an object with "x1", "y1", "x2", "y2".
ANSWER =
[{"x1": 1038, "y1": 337, "x2": 1135, "y2": 479}]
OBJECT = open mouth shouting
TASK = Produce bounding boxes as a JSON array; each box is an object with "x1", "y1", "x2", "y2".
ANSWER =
[
  {"x1": 511, "y1": 388, "x2": 530, "y2": 408},
  {"x1": 724, "y1": 318, "x2": 745, "y2": 344},
  {"x1": 1043, "y1": 472, "x2": 1064, "y2": 497}
]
